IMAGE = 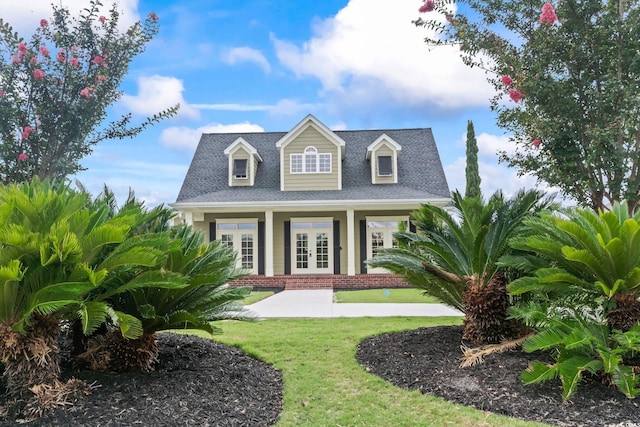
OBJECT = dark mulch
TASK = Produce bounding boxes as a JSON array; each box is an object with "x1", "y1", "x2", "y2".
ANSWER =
[
  {"x1": 356, "y1": 325, "x2": 640, "y2": 427},
  {"x1": 1, "y1": 333, "x2": 283, "y2": 426}
]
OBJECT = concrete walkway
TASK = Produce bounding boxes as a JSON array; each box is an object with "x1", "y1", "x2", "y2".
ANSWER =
[{"x1": 246, "y1": 290, "x2": 462, "y2": 318}]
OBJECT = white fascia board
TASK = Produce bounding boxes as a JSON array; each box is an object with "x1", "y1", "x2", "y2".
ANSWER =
[
  {"x1": 365, "y1": 134, "x2": 402, "y2": 159},
  {"x1": 224, "y1": 137, "x2": 263, "y2": 162},
  {"x1": 275, "y1": 114, "x2": 346, "y2": 152},
  {"x1": 170, "y1": 197, "x2": 450, "y2": 213}
]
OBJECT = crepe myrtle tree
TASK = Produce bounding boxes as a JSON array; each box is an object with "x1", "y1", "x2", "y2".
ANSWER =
[
  {"x1": 0, "y1": 0, "x2": 177, "y2": 184},
  {"x1": 415, "y1": 0, "x2": 640, "y2": 213}
]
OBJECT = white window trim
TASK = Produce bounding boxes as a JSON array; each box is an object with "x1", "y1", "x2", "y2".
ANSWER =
[{"x1": 290, "y1": 146, "x2": 332, "y2": 174}]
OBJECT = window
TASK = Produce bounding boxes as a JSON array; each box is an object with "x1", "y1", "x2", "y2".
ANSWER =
[
  {"x1": 233, "y1": 159, "x2": 248, "y2": 179},
  {"x1": 377, "y1": 156, "x2": 392, "y2": 176},
  {"x1": 290, "y1": 146, "x2": 332, "y2": 174}
]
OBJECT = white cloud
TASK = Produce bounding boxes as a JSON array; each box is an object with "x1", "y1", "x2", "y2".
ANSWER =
[
  {"x1": 120, "y1": 75, "x2": 200, "y2": 120},
  {"x1": 269, "y1": 99, "x2": 318, "y2": 116},
  {"x1": 221, "y1": 47, "x2": 271, "y2": 73},
  {"x1": 0, "y1": 1, "x2": 140, "y2": 35},
  {"x1": 160, "y1": 123, "x2": 265, "y2": 151},
  {"x1": 271, "y1": 0, "x2": 493, "y2": 113}
]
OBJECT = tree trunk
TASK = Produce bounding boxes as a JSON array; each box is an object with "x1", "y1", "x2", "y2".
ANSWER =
[
  {"x1": 79, "y1": 331, "x2": 158, "y2": 373},
  {"x1": 607, "y1": 292, "x2": 640, "y2": 332},
  {"x1": 0, "y1": 314, "x2": 61, "y2": 399},
  {"x1": 462, "y1": 275, "x2": 522, "y2": 345}
]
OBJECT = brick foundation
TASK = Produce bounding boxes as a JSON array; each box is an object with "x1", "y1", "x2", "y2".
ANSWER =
[{"x1": 229, "y1": 274, "x2": 411, "y2": 290}]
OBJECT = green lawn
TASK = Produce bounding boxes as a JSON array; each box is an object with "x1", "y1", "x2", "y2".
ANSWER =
[
  {"x1": 209, "y1": 318, "x2": 548, "y2": 427},
  {"x1": 334, "y1": 288, "x2": 441, "y2": 304},
  {"x1": 242, "y1": 291, "x2": 275, "y2": 305}
]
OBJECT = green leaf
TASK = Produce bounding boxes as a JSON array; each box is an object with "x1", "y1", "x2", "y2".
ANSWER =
[{"x1": 520, "y1": 361, "x2": 559, "y2": 385}]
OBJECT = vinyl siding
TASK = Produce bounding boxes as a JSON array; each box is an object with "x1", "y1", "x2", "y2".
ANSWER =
[{"x1": 282, "y1": 126, "x2": 340, "y2": 191}]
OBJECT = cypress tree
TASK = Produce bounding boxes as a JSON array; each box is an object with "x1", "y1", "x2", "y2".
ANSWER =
[{"x1": 465, "y1": 120, "x2": 481, "y2": 199}]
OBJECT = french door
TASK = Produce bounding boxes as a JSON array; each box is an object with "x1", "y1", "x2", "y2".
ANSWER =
[
  {"x1": 291, "y1": 219, "x2": 333, "y2": 274},
  {"x1": 366, "y1": 217, "x2": 408, "y2": 274},
  {"x1": 217, "y1": 220, "x2": 258, "y2": 274}
]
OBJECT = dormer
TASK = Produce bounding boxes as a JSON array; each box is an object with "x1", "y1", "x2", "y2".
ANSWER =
[
  {"x1": 276, "y1": 114, "x2": 346, "y2": 191},
  {"x1": 223, "y1": 137, "x2": 262, "y2": 186},
  {"x1": 366, "y1": 134, "x2": 402, "y2": 184}
]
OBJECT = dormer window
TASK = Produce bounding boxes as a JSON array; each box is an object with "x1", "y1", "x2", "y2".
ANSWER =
[
  {"x1": 291, "y1": 146, "x2": 332, "y2": 174},
  {"x1": 223, "y1": 137, "x2": 262, "y2": 186},
  {"x1": 377, "y1": 156, "x2": 393, "y2": 176},
  {"x1": 366, "y1": 134, "x2": 402, "y2": 184},
  {"x1": 233, "y1": 159, "x2": 248, "y2": 179}
]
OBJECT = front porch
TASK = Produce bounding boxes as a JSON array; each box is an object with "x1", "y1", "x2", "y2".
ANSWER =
[{"x1": 229, "y1": 273, "x2": 411, "y2": 291}]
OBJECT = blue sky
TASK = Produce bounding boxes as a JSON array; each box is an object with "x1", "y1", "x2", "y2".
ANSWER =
[{"x1": 1, "y1": 0, "x2": 549, "y2": 206}]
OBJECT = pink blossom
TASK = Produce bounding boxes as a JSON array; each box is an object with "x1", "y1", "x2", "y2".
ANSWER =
[
  {"x1": 33, "y1": 69, "x2": 45, "y2": 80},
  {"x1": 149, "y1": 12, "x2": 159, "y2": 22},
  {"x1": 0, "y1": 89, "x2": 5, "y2": 96},
  {"x1": 40, "y1": 19, "x2": 48, "y2": 28},
  {"x1": 69, "y1": 57, "x2": 80, "y2": 68},
  {"x1": 509, "y1": 88, "x2": 524, "y2": 102},
  {"x1": 419, "y1": 0, "x2": 435, "y2": 13},
  {"x1": 91, "y1": 55, "x2": 104, "y2": 66},
  {"x1": 96, "y1": 74, "x2": 106, "y2": 82},
  {"x1": 30, "y1": 57, "x2": 38, "y2": 65},
  {"x1": 70, "y1": 45, "x2": 78, "y2": 52},
  {"x1": 39, "y1": 45, "x2": 50, "y2": 57},
  {"x1": 533, "y1": 139, "x2": 541, "y2": 148},
  {"x1": 57, "y1": 49, "x2": 66, "y2": 63},
  {"x1": 11, "y1": 55, "x2": 20, "y2": 65},
  {"x1": 501, "y1": 75, "x2": 513, "y2": 87},
  {"x1": 99, "y1": 16, "x2": 107, "y2": 23},
  {"x1": 17, "y1": 153, "x2": 28, "y2": 162},
  {"x1": 80, "y1": 87, "x2": 95, "y2": 98},
  {"x1": 18, "y1": 42, "x2": 28, "y2": 53},
  {"x1": 540, "y1": 2, "x2": 558, "y2": 24},
  {"x1": 21, "y1": 126, "x2": 33, "y2": 139}
]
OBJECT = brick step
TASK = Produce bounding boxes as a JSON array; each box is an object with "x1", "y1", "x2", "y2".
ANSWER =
[{"x1": 229, "y1": 274, "x2": 410, "y2": 290}]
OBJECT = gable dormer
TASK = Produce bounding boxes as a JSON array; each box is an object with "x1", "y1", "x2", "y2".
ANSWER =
[
  {"x1": 276, "y1": 114, "x2": 346, "y2": 191},
  {"x1": 366, "y1": 134, "x2": 402, "y2": 184},
  {"x1": 223, "y1": 137, "x2": 262, "y2": 186}
]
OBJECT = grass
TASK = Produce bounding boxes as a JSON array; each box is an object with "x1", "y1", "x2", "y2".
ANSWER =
[
  {"x1": 209, "y1": 318, "x2": 548, "y2": 427},
  {"x1": 334, "y1": 288, "x2": 441, "y2": 304},
  {"x1": 242, "y1": 291, "x2": 274, "y2": 305}
]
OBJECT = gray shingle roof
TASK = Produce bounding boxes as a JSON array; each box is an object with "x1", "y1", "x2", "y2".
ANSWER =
[{"x1": 175, "y1": 127, "x2": 450, "y2": 204}]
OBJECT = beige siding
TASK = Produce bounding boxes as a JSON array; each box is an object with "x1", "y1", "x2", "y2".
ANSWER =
[
  {"x1": 373, "y1": 143, "x2": 396, "y2": 185},
  {"x1": 282, "y1": 126, "x2": 340, "y2": 191},
  {"x1": 230, "y1": 148, "x2": 252, "y2": 187}
]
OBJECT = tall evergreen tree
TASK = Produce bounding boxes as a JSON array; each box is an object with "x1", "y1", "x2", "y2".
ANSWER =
[{"x1": 465, "y1": 120, "x2": 481, "y2": 199}]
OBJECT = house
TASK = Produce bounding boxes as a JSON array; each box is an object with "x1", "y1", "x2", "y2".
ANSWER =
[{"x1": 170, "y1": 114, "x2": 450, "y2": 289}]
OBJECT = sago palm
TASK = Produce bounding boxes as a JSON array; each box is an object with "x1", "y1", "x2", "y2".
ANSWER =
[
  {"x1": 77, "y1": 202, "x2": 251, "y2": 372},
  {"x1": 0, "y1": 180, "x2": 132, "y2": 400},
  {"x1": 369, "y1": 189, "x2": 551, "y2": 344},
  {"x1": 507, "y1": 201, "x2": 640, "y2": 331},
  {"x1": 0, "y1": 180, "x2": 184, "y2": 406}
]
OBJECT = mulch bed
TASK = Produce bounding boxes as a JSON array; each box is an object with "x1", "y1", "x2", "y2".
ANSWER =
[
  {"x1": 0, "y1": 333, "x2": 283, "y2": 426},
  {"x1": 356, "y1": 325, "x2": 640, "y2": 427}
]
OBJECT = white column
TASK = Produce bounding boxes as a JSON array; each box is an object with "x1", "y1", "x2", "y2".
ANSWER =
[
  {"x1": 347, "y1": 208, "x2": 356, "y2": 275},
  {"x1": 265, "y1": 209, "x2": 274, "y2": 276}
]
